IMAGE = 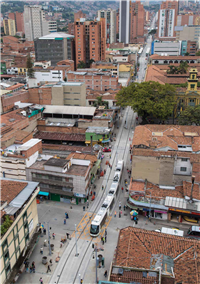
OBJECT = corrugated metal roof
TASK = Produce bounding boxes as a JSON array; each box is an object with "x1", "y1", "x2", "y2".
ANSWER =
[{"x1": 43, "y1": 105, "x2": 96, "y2": 116}]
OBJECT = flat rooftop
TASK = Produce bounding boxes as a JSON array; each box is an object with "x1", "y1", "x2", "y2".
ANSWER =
[
  {"x1": 38, "y1": 32, "x2": 74, "y2": 40},
  {"x1": 44, "y1": 158, "x2": 69, "y2": 167},
  {"x1": 43, "y1": 105, "x2": 96, "y2": 116}
]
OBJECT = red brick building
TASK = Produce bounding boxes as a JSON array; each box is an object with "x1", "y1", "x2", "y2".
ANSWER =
[
  {"x1": 130, "y1": 1, "x2": 145, "y2": 44},
  {"x1": 8, "y1": 12, "x2": 24, "y2": 34}
]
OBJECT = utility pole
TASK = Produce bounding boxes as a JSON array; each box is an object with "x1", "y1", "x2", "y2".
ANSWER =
[
  {"x1": 95, "y1": 247, "x2": 98, "y2": 284},
  {"x1": 47, "y1": 222, "x2": 51, "y2": 256},
  {"x1": 149, "y1": 193, "x2": 152, "y2": 220},
  {"x1": 75, "y1": 224, "x2": 79, "y2": 257}
]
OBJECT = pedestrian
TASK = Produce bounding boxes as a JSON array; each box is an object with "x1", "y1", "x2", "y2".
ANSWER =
[
  {"x1": 87, "y1": 201, "x2": 89, "y2": 208},
  {"x1": 102, "y1": 185, "x2": 104, "y2": 190},
  {"x1": 124, "y1": 205, "x2": 126, "y2": 211},
  {"x1": 105, "y1": 235, "x2": 107, "y2": 243},
  {"x1": 114, "y1": 211, "x2": 117, "y2": 217},
  {"x1": 39, "y1": 277, "x2": 43, "y2": 284},
  {"x1": 66, "y1": 233, "x2": 69, "y2": 239},
  {"x1": 50, "y1": 259, "x2": 53, "y2": 266},
  {"x1": 60, "y1": 241, "x2": 63, "y2": 248},
  {"x1": 125, "y1": 120, "x2": 126, "y2": 124},
  {"x1": 52, "y1": 233, "x2": 55, "y2": 239},
  {"x1": 119, "y1": 211, "x2": 121, "y2": 218},
  {"x1": 29, "y1": 266, "x2": 32, "y2": 273},
  {"x1": 47, "y1": 264, "x2": 51, "y2": 273},
  {"x1": 94, "y1": 191, "x2": 96, "y2": 196},
  {"x1": 80, "y1": 279, "x2": 83, "y2": 284},
  {"x1": 104, "y1": 270, "x2": 108, "y2": 277},
  {"x1": 64, "y1": 218, "x2": 66, "y2": 225},
  {"x1": 40, "y1": 247, "x2": 43, "y2": 255},
  {"x1": 121, "y1": 187, "x2": 124, "y2": 191},
  {"x1": 32, "y1": 261, "x2": 35, "y2": 267},
  {"x1": 26, "y1": 267, "x2": 29, "y2": 273},
  {"x1": 105, "y1": 228, "x2": 107, "y2": 236},
  {"x1": 119, "y1": 202, "x2": 121, "y2": 210},
  {"x1": 32, "y1": 265, "x2": 35, "y2": 273},
  {"x1": 109, "y1": 154, "x2": 111, "y2": 159},
  {"x1": 65, "y1": 212, "x2": 67, "y2": 219},
  {"x1": 101, "y1": 236, "x2": 103, "y2": 245},
  {"x1": 102, "y1": 237, "x2": 105, "y2": 245}
]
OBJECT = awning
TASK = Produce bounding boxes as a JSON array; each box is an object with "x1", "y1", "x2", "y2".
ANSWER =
[
  {"x1": 38, "y1": 191, "x2": 49, "y2": 196},
  {"x1": 102, "y1": 139, "x2": 110, "y2": 143}
]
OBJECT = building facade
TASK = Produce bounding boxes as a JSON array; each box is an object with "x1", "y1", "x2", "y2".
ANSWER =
[
  {"x1": 34, "y1": 32, "x2": 74, "y2": 66},
  {"x1": 97, "y1": 9, "x2": 116, "y2": 44},
  {"x1": 152, "y1": 40, "x2": 181, "y2": 56},
  {"x1": 157, "y1": 0, "x2": 179, "y2": 40},
  {"x1": 3, "y1": 19, "x2": 16, "y2": 36},
  {"x1": 175, "y1": 25, "x2": 200, "y2": 42},
  {"x1": 26, "y1": 157, "x2": 92, "y2": 204},
  {"x1": 8, "y1": 12, "x2": 24, "y2": 35},
  {"x1": 130, "y1": 1, "x2": 145, "y2": 43},
  {"x1": 51, "y1": 82, "x2": 86, "y2": 106},
  {"x1": 74, "y1": 18, "x2": 106, "y2": 66},
  {"x1": 0, "y1": 179, "x2": 39, "y2": 284},
  {"x1": 23, "y1": 5, "x2": 57, "y2": 41},
  {"x1": 119, "y1": 0, "x2": 130, "y2": 44}
]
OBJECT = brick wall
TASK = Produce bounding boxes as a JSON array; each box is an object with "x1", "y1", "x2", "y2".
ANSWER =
[
  {"x1": 1, "y1": 91, "x2": 29, "y2": 113},
  {"x1": 21, "y1": 140, "x2": 42, "y2": 158},
  {"x1": 28, "y1": 87, "x2": 52, "y2": 105},
  {"x1": 37, "y1": 124, "x2": 86, "y2": 134}
]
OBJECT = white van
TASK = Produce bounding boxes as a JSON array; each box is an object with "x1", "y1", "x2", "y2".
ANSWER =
[{"x1": 161, "y1": 227, "x2": 184, "y2": 237}]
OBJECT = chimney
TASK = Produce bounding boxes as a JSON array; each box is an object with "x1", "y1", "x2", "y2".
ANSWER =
[{"x1": 190, "y1": 175, "x2": 195, "y2": 201}]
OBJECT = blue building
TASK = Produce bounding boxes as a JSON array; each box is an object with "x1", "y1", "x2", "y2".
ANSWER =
[{"x1": 181, "y1": 40, "x2": 187, "y2": 56}]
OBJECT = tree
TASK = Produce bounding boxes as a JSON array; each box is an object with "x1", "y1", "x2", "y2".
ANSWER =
[
  {"x1": 196, "y1": 51, "x2": 200, "y2": 56},
  {"x1": 26, "y1": 53, "x2": 34, "y2": 78},
  {"x1": 185, "y1": 52, "x2": 190, "y2": 56},
  {"x1": 88, "y1": 59, "x2": 95, "y2": 68},
  {"x1": 178, "y1": 61, "x2": 189, "y2": 74},
  {"x1": 116, "y1": 81, "x2": 176, "y2": 121},
  {"x1": 77, "y1": 61, "x2": 86, "y2": 69},
  {"x1": 0, "y1": 215, "x2": 13, "y2": 236},
  {"x1": 93, "y1": 96, "x2": 109, "y2": 109},
  {"x1": 178, "y1": 105, "x2": 200, "y2": 125}
]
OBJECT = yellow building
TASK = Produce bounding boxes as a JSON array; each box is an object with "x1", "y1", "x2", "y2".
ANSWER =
[
  {"x1": 177, "y1": 68, "x2": 200, "y2": 112},
  {"x1": 3, "y1": 19, "x2": 16, "y2": 36},
  {"x1": 0, "y1": 178, "x2": 39, "y2": 284},
  {"x1": 17, "y1": 66, "x2": 28, "y2": 76}
]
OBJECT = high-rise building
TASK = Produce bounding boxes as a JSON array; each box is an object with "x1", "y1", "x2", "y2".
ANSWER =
[
  {"x1": 75, "y1": 18, "x2": 106, "y2": 66},
  {"x1": 24, "y1": 5, "x2": 57, "y2": 41},
  {"x1": 97, "y1": 8, "x2": 116, "y2": 44},
  {"x1": 34, "y1": 32, "x2": 75, "y2": 66},
  {"x1": 119, "y1": 0, "x2": 130, "y2": 43},
  {"x1": 116, "y1": 9, "x2": 119, "y2": 36},
  {"x1": 157, "y1": 0, "x2": 179, "y2": 40},
  {"x1": 74, "y1": 10, "x2": 86, "y2": 22},
  {"x1": 3, "y1": 19, "x2": 16, "y2": 36},
  {"x1": 130, "y1": 1, "x2": 145, "y2": 43},
  {"x1": 8, "y1": 12, "x2": 24, "y2": 35}
]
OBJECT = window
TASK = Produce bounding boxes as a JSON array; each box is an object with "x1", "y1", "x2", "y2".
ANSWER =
[
  {"x1": 181, "y1": 158, "x2": 188, "y2": 162},
  {"x1": 180, "y1": 167, "x2": 187, "y2": 172},
  {"x1": 190, "y1": 84, "x2": 195, "y2": 89}
]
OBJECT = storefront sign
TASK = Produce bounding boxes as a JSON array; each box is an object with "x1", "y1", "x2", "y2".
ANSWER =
[
  {"x1": 191, "y1": 212, "x2": 200, "y2": 216},
  {"x1": 154, "y1": 210, "x2": 167, "y2": 214},
  {"x1": 169, "y1": 208, "x2": 191, "y2": 214},
  {"x1": 74, "y1": 193, "x2": 86, "y2": 198}
]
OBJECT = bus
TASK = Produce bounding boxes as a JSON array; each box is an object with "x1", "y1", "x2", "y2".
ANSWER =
[{"x1": 138, "y1": 47, "x2": 143, "y2": 56}]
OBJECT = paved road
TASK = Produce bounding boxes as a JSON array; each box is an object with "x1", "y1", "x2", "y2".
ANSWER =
[{"x1": 137, "y1": 15, "x2": 156, "y2": 83}]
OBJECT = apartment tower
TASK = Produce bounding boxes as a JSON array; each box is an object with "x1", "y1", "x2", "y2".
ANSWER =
[
  {"x1": 75, "y1": 18, "x2": 106, "y2": 66},
  {"x1": 119, "y1": 0, "x2": 130, "y2": 43},
  {"x1": 130, "y1": 0, "x2": 145, "y2": 43},
  {"x1": 8, "y1": 12, "x2": 24, "y2": 35},
  {"x1": 3, "y1": 19, "x2": 16, "y2": 36},
  {"x1": 157, "y1": 0, "x2": 179, "y2": 40},
  {"x1": 97, "y1": 8, "x2": 116, "y2": 44},
  {"x1": 24, "y1": 5, "x2": 57, "y2": 41}
]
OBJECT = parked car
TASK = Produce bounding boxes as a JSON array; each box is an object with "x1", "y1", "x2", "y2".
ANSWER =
[{"x1": 102, "y1": 147, "x2": 111, "y2": 152}]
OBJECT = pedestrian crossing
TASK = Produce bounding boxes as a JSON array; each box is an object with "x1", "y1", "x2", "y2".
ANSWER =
[{"x1": 71, "y1": 212, "x2": 112, "y2": 242}]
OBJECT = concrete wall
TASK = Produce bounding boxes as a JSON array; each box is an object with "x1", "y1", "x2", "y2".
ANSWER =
[
  {"x1": 132, "y1": 155, "x2": 192, "y2": 186},
  {"x1": 78, "y1": 119, "x2": 110, "y2": 129}
]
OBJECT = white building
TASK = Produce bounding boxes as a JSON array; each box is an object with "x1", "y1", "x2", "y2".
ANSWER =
[
  {"x1": 97, "y1": 9, "x2": 116, "y2": 44},
  {"x1": 24, "y1": 5, "x2": 57, "y2": 41},
  {"x1": 153, "y1": 41, "x2": 181, "y2": 56},
  {"x1": 7, "y1": 67, "x2": 18, "y2": 75},
  {"x1": 28, "y1": 69, "x2": 63, "y2": 88}
]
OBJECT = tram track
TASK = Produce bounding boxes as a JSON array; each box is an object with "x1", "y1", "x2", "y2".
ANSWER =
[{"x1": 51, "y1": 107, "x2": 136, "y2": 284}]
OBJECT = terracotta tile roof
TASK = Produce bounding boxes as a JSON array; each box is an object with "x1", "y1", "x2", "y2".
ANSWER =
[
  {"x1": 132, "y1": 125, "x2": 200, "y2": 152},
  {"x1": 129, "y1": 181, "x2": 145, "y2": 192},
  {"x1": 6, "y1": 83, "x2": 24, "y2": 91},
  {"x1": 0, "y1": 180, "x2": 28, "y2": 204},
  {"x1": 1, "y1": 109, "x2": 28, "y2": 128},
  {"x1": 183, "y1": 181, "x2": 200, "y2": 200},
  {"x1": 34, "y1": 131, "x2": 85, "y2": 142},
  {"x1": 112, "y1": 227, "x2": 200, "y2": 284},
  {"x1": 42, "y1": 143, "x2": 93, "y2": 153},
  {"x1": 193, "y1": 163, "x2": 200, "y2": 183},
  {"x1": 66, "y1": 152, "x2": 97, "y2": 163}
]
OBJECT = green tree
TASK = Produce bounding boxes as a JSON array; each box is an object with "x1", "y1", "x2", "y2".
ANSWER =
[
  {"x1": 196, "y1": 51, "x2": 200, "y2": 56},
  {"x1": 0, "y1": 215, "x2": 13, "y2": 236},
  {"x1": 184, "y1": 52, "x2": 190, "y2": 56},
  {"x1": 116, "y1": 81, "x2": 176, "y2": 121},
  {"x1": 178, "y1": 105, "x2": 200, "y2": 125},
  {"x1": 77, "y1": 61, "x2": 86, "y2": 69},
  {"x1": 88, "y1": 59, "x2": 95, "y2": 67},
  {"x1": 26, "y1": 53, "x2": 34, "y2": 78},
  {"x1": 93, "y1": 96, "x2": 109, "y2": 109},
  {"x1": 178, "y1": 61, "x2": 189, "y2": 74}
]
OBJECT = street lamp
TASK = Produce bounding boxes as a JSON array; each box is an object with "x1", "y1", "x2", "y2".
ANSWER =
[{"x1": 47, "y1": 222, "x2": 51, "y2": 256}]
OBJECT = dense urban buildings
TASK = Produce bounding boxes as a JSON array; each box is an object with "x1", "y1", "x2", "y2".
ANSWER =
[
  {"x1": 34, "y1": 32, "x2": 74, "y2": 66},
  {"x1": 24, "y1": 5, "x2": 57, "y2": 41},
  {"x1": 8, "y1": 12, "x2": 24, "y2": 35},
  {"x1": 97, "y1": 8, "x2": 116, "y2": 44}
]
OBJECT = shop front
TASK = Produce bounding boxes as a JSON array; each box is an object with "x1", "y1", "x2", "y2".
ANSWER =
[{"x1": 168, "y1": 208, "x2": 200, "y2": 224}]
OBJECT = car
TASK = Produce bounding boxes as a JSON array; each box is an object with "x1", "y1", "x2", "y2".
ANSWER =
[{"x1": 102, "y1": 147, "x2": 111, "y2": 152}]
